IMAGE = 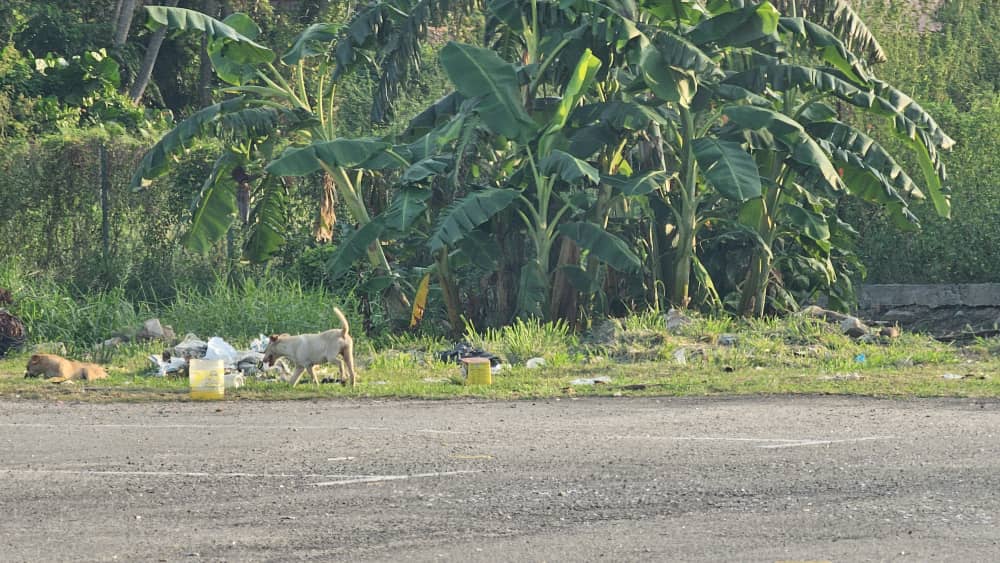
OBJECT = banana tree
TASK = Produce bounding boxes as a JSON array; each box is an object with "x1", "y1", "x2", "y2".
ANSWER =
[
  {"x1": 127, "y1": 6, "x2": 416, "y2": 314},
  {"x1": 713, "y1": 13, "x2": 953, "y2": 316}
]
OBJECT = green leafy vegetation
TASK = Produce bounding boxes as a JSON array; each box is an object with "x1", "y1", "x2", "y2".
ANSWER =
[{"x1": 1, "y1": 1, "x2": 997, "y2": 403}]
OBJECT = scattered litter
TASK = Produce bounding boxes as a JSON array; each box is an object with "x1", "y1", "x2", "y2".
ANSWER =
[
  {"x1": 722, "y1": 365, "x2": 735, "y2": 372},
  {"x1": 941, "y1": 373, "x2": 963, "y2": 380},
  {"x1": 422, "y1": 377, "x2": 449, "y2": 383},
  {"x1": 820, "y1": 372, "x2": 862, "y2": 381},
  {"x1": 569, "y1": 376, "x2": 611, "y2": 386},
  {"x1": 854, "y1": 353, "x2": 866, "y2": 364},
  {"x1": 174, "y1": 334, "x2": 208, "y2": 359},
  {"x1": 373, "y1": 380, "x2": 389, "y2": 385},
  {"x1": 148, "y1": 354, "x2": 188, "y2": 377},
  {"x1": 718, "y1": 334, "x2": 738, "y2": 347},
  {"x1": 525, "y1": 357, "x2": 546, "y2": 369},
  {"x1": 224, "y1": 373, "x2": 245, "y2": 389},
  {"x1": 672, "y1": 349, "x2": 687, "y2": 365},
  {"x1": 249, "y1": 334, "x2": 270, "y2": 353},
  {"x1": 438, "y1": 342, "x2": 500, "y2": 366},
  {"x1": 204, "y1": 337, "x2": 239, "y2": 367},
  {"x1": 491, "y1": 363, "x2": 509, "y2": 375}
]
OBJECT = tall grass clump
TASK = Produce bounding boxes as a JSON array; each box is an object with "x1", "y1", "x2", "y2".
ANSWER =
[
  {"x1": 464, "y1": 317, "x2": 575, "y2": 365},
  {"x1": 163, "y1": 275, "x2": 359, "y2": 346},
  {"x1": 0, "y1": 258, "x2": 145, "y2": 349}
]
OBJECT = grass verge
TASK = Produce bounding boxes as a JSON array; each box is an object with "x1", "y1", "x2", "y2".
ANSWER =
[{"x1": 1, "y1": 313, "x2": 997, "y2": 402}]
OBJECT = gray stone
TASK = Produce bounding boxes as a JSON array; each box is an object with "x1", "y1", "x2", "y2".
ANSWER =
[{"x1": 839, "y1": 316, "x2": 869, "y2": 338}]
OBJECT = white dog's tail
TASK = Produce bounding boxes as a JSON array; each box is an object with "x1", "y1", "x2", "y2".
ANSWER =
[{"x1": 334, "y1": 307, "x2": 350, "y2": 336}]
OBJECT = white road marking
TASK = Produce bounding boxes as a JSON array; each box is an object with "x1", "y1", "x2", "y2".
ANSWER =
[
  {"x1": 757, "y1": 436, "x2": 895, "y2": 449},
  {"x1": 312, "y1": 470, "x2": 479, "y2": 487},
  {"x1": 0, "y1": 423, "x2": 460, "y2": 433},
  {"x1": 611, "y1": 435, "x2": 898, "y2": 448},
  {"x1": 0, "y1": 469, "x2": 368, "y2": 479}
]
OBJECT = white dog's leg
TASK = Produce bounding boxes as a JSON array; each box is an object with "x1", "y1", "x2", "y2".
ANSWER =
[
  {"x1": 306, "y1": 364, "x2": 320, "y2": 385},
  {"x1": 287, "y1": 365, "x2": 306, "y2": 386}
]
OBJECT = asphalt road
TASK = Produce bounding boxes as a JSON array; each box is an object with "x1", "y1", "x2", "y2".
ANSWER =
[{"x1": 1, "y1": 396, "x2": 998, "y2": 562}]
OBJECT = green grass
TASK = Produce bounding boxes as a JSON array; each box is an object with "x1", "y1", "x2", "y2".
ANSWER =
[{"x1": 1, "y1": 310, "x2": 997, "y2": 402}]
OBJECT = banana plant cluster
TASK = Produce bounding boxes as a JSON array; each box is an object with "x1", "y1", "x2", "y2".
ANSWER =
[{"x1": 130, "y1": 0, "x2": 953, "y2": 325}]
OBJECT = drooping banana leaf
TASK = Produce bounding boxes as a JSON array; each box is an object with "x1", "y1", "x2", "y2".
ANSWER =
[
  {"x1": 557, "y1": 222, "x2": 642, "y2": 273},
  {"x1": 724, "y1": 105, "x2": 843, "y2": 194},
  {"x1": 540, "y1": 151, "x2": 600, "y2": 185},
  {"x1": 327, "y1": 219, "x2": 388, "y2": 279},
  {"x1": 439, "y1": 42, "x2": 537, "y2": 142},
  {"x1": 769, "y1": 0, "x2": 887, "y2": 63},
  {"x1": 282, "y1": 22, "x2": 342, "y2": 65},
  {"x1": 687, "y1": 1, "x2": 780, "y2": 47},
  {"x1": 244, "y1": 177, "x2": 288, "y2": 262},
  {"x1": 205, "y1": 13, "x2": 264, "y2": 85},
  {"x1": 602, "y1": 171, "x2": 671, "y2": 196},
  {"x1": 782, "y1": 203, "x2": 832, "y2": 251},
  {"x1": 381, "y1": 187, "x2": 433, "y2": 234},
  {"x1": 807, "y1": 120, "x2": 923, "y2": 199},
  {"x1": 265, "y1": 139, "x2": 394, "y2": 176},
  {"x1": 428, "y1": 188, "x2": 520, "y2": 252},
  {"x1": 640, "y1": 44, "x2": 696, "y2": 107},
  {"x1": 778, "y1": 17, "x2": 871, "y2": 85},
  {"x1": 144, "y1": 6, "x2": 273, "y2": 64},
  {"x1": 130, "y1": 97, "x2": 246, "y2": 188},
  {"x1": 692, "y1": 138, "x2": 762, "y2": 202},
  {"x1": 181, "y1": 153, "x2": 240, "y2": 253}
]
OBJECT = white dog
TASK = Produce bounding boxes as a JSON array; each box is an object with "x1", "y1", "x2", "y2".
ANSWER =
[{"x1": 261, "y1": 307, "x2": 357, "y2": 386}]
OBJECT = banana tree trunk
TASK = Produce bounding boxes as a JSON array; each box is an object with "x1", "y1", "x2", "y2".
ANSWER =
[
  {"x1": 129, "y1": 0, "x2": 179, "y2": 103},
  {"x1": 548, "y1": 236, "x2": 581, "y2": 325},
  {"x1": 671, "y1": 106, "x2": 698, "y2": 308},
  {"x1": 113, "y1": 0, "x2": 138, "y2": 47},
  {"x1": 435, "y1": 250, "x2": 463, "y2": 334}
]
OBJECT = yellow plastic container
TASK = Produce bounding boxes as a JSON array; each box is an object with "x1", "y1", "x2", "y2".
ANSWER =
[
  {"x1": 462, "y1": 357, "x2": 492, "y2": 385},
  {"x1": 189, "y1": 358, "x2": 225, "y2": 400}
]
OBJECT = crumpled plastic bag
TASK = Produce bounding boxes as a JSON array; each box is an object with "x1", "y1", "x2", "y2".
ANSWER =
[
  {"x1": 173, "y1": 333, "x2": 208, "y2": 359},
  {"x1": 204, "y1": 336, "x2": 240, "y2": 367},
  {"x1": 147, "y1": 354, "x2": 188, "y2": 377}
]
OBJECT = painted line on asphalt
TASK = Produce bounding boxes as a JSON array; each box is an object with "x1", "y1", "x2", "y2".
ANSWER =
[
  {"x1": 311, "y1": 470, "x2": 479, "y2": 487},
  {"x1": 0, "y1": 469, "x2": 374, "y2": 479},
  {"x1": 0, "y1": 423, "x2": 461, "y2": 434},
  {"x1": 757, "y1": 436, "x2": 896, "y2": 449},
  {"x1": 612, "y1": 435, "x2": 898, "y2": 448}
]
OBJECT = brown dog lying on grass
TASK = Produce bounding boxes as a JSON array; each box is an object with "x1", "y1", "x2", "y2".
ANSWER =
[
  {"x1": 261, "y1": 307, "x2": 357, "y2": 386},
  {"x1": 24, "y1": 353, "x2": 108, "y2": 384}
]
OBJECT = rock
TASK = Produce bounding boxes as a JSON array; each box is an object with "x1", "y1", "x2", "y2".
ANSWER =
[
  {"x1": 665, "y1": 308, "x2": 692, "y2": 332},
  {"x1": 590, "y1": 318, "x2": 623, "y2": 345},
  {"x1": 800, "y1": 305, "x2": 852, "y2": 323},
  {"x1": 31, "y1": 342, "x2": 67, "y2": 355},
  {"x1": 100, "y1": 336, "x2": 125, "y2": 348},
  {"x1": 526, "y1": 357, "x2": 546, "y2": 369},
  {"x1": 718, "y1": 334, "x2": 738, "y2": 347},
  {"x1": 672, "y1": 348, "x2": 687, "y2": 365},
  {"x1": 839, "y1": 316, "x2": 869, "y2": 338}
]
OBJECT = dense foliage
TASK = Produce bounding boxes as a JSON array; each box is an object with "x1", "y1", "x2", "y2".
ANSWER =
[{"x1": 0, "y1": 0, "x2": 995, "y2": 339}]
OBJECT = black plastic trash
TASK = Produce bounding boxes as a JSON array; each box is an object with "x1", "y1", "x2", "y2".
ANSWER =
[{"x1": 438, "y1": 342, "x2": 501, "y2": 367}]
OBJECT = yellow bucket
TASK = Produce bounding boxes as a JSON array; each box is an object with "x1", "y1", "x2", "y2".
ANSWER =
[
  {"x1": 462, "y1": 357, "x2": 492, "y2": 385},
  {"x1": 189, "y1": 358, "x2": 225, "y2": 400}
]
